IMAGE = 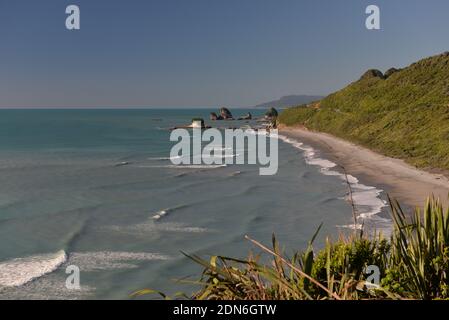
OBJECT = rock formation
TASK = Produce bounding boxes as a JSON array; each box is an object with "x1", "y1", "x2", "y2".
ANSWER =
[
  {"x1": 210, "y1": 112, "x2": 223, "y2": 120},
  {"x1": 238, "y1": 112, "x2": 252, "y2": 120},
  {"x1": 384, "y1": 68, "x2": 401, "y2": 79},
  {"x1": 265, "y1": 107, "x2": 278, "y2": 119},
  {"x1": 360, "y1": 69, "x2": 385, "y2": 80},
  {"x1": 191, "y1": 118, "x2": 206, "y2": 128},
  {"x1": 220, "y1": 107, "x2": 234, "y2": 120}
]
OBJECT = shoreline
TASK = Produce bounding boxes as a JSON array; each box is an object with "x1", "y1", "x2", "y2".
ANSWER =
[{"x1": 279, "y1": 126, "x2": 449, "y2": 210}]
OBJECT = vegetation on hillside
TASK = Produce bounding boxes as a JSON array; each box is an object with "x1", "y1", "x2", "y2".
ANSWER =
[
  {"x1": 133, "y1": 197, "x2": 449, "y2": 300},
  {"x1": 278, "y1": 52, "x2": 449, "y2": 170}
]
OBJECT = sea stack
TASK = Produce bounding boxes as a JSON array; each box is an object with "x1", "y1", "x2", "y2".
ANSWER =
[
  {"x1": 265, "y1": 107, "x2": 278, "y2": 120},
  {"x1": 220, "y1": 107, "x2": 234, "y2": 120},
  {"x1": 238, "y1": 112, "x2": 252, "y2": 120},
  {"x1": 210, "y1": 112, "x2": 223, "y2": 121},
  {"x1": 191, "y1": 118, "x2": 205, "y2": 128}
]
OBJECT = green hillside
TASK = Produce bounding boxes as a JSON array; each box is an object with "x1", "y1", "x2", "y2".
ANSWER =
[{"x1": 279, "y1": 52, "x2": 449, "y2": 170}]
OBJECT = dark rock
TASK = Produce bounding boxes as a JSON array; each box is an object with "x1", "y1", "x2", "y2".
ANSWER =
[
  {"x1": 384, "y1": 68, "x2": 401, "y2": 79},
  {"x1": 238, "y1": 112, "x2": 252, "y2": 120},
  {"x1": 210, "y1": 112, "x2": 223, "y2": 120},
  {"x1": 220, "y1": 107, "x2": 234, "y2": 120},
  {"x1": 264, "y1": 107, "x2": 278, "y2": 119},
  {"x1": 360, "y1": 69, "x2": 385, "y2": 80}
]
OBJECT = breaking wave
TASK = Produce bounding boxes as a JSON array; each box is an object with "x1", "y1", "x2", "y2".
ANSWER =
[
  {"x1": 0, "y1": 250, "x2": 67, "y2": 287},
  {"x1": 0, "y1": 250, "x2": 170, "y2": 293},
  {"x1": 276, "y1": 134, "x2": 390, "y2": 235}
]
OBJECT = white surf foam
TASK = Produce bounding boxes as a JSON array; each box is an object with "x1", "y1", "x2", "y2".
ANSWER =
[
  {"x1": 155, "y1": 223, "x2": 209, "y2": 233},
  {"x1": 150, "y1": 204, "x2": 188, "y2": 220},
  {"x1": 276, "y1": 134, "x2": 390, "y2": 234},
  {"x1": 0, "y1": 274, "x2": 95, "y2": 300},
  {"x1": 0, "y1": 250, "x2": 169, "y2": 298},
  {"x1": 335, "y1": 223, "x2": 364, "y2": 230},
  {"x1": 152, "y1": 209, "x2": 169, "y2": 220},
  {"x1": 0, "y1": 250, "x2": 67, "y2": 287},
  {"x1": 148, "y1": 155, "x2": 183, "y2": 161},
  {"x1": 67, "y1": 251, "x2": 170, "y2": 271},
  {"x1": 106, "y1": 222, "x2": 210, "y2": 234}
]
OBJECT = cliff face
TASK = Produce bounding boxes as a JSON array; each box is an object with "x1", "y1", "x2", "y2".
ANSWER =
[{"x1": 279, "y1": 52, "x2": 449, "y2": 170}]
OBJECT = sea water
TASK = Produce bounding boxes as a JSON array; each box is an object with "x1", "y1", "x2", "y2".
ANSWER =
[{"x1": 0, "y1": 109, "x2": 390, "y2": 299}]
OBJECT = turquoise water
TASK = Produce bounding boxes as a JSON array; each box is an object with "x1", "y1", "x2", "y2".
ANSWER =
[{"x1": 0, "y1": 109, "x2": 388, "y2": 299}]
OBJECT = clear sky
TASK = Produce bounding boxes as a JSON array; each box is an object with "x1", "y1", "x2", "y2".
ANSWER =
[{"x1": 1, "y1": 0, "x2": 449, "y2": 108}]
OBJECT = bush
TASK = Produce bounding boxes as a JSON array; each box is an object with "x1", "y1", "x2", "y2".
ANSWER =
[{"x1": 132, "y1": 197, "x2": 449, "y2": 300}]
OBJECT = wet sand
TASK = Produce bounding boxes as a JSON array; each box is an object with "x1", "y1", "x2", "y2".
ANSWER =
[{"x1": 280, "y1": 126, "x2": 449, "y2": 209}]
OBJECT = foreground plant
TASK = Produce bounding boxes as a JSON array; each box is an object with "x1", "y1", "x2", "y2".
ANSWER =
[
  {"x1": 383, "y1": 198, "x2": 449, "y2": 299},
  {"x1": 133, "y1": 197, "x2": 449, "y2": 300}
]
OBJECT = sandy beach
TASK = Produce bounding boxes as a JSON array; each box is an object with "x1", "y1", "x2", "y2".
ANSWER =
[{"x1": 280, "y1": 126, "x2": 449, "y2": 209}]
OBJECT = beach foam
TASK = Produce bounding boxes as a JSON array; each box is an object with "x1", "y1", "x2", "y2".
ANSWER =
[
  {"x1": 0, "y1": 249, "x2": 170, "y2": 289},
  {"x1": 152, "y1": 209, "x2": 169, "y2": 220},
  {"x1": 151, "y1": 204, "x2": 188, "y2": 220},
  {"x1": 203, "y1": 146, "x2": 234, "y2": 152},
  {"x1": 0, "y1": 250, "x2": 67, "y2": 287},
  {"x1": 0, "y1": 250, "x2": 169, "y2": 299},
  {"x1": 68, "y1": 251, "x2": 170, "y2": 271},
  {"x1": 106, "y1": 222, "x2": 210, "y2": 234},
  {"x1": 276, "y1": 134, "x2": 390, "y2": 234},
  {"x1": 148, "y1": 155, "x2": 183, "y2": 161}
]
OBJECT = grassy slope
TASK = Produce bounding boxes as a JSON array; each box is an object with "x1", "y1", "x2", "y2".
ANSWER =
[{"x1": 279, "y1": 52, "x2": 449, "y2": 170}]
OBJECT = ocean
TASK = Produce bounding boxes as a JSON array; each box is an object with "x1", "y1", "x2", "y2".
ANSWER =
[{"x1": 0, "y1": 109, "x2": 391, "y2": 299}]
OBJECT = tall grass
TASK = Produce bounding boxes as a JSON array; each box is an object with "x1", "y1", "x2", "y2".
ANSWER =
[{"x1": 133, "y1": 197, "x2": 449, "y2": 300}]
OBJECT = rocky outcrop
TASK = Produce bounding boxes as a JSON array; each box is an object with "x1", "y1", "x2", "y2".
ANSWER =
[
  {"x1": 170, "y1": 118, "x2": 210, "y2": 130},
  {"x1": 238, "y1": 112, "x2": 252, "y2": 120},
  {"x1": 191, "y1": 118, "x2": 206, "y2": 128},
  {"x1": 384, "y1": 68, "x2": 401, "y2": 79},
  {"x1": 220, "y1": 107, "x2": 234, "y2": 120},
  {"x1": 210, "y1": 112, "x2": 223, "y2": 120},
  {"x1": 360, "y1": 69, "x2": 385, "y2": 80},
  {"x1": 265, "y1": 107, "x2": 278, "y2": 119}
]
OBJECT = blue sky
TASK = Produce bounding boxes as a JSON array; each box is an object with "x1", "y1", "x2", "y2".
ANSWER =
[{"x1": 1, "y1": 0, "x2": 448, "y2": 107}]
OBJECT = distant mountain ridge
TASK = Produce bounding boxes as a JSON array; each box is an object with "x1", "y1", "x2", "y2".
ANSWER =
[
  {"x1": 252, "y1": 95, "x2": 323, "y2": 109},
  {"x1": 279, "y1": 51, "x2": 449, "y2": 171}
]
